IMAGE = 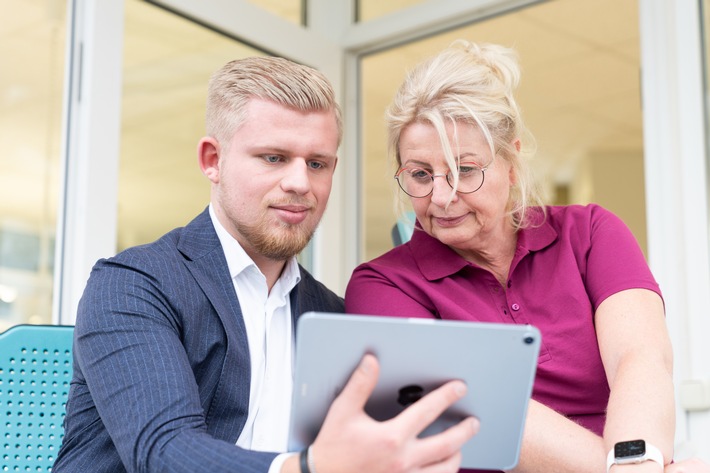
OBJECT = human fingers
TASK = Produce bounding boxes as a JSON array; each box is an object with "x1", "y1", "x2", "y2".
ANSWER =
[
  {"x1": 418, "y1": 450, "x2": 463, "y2": 473},
  {"x1": 391, "y1": 379, "x2": 468, "y2": 435},
  {"x1": 328, "y1": 353, "x2": 380, "y2": 416},
  {"x1": 409, "y1": 416, "x2": 479, "y2": 469}
]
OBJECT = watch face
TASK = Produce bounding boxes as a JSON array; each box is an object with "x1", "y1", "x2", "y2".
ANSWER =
[{"x1": 615, "y1": 440, "x2": 646, "y2": 460}]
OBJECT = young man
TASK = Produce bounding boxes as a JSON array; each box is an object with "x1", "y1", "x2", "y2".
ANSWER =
[{"x1": 53, "y1": 56, "x2": 477, "y2": 473}]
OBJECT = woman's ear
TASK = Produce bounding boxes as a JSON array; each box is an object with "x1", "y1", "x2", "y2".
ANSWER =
[
  {"x1": 509, "y1": 139, "x2": 521, "y2": 186},
  {"x1": 198, "y1": 137, "x2": 221, "y2": 184}
]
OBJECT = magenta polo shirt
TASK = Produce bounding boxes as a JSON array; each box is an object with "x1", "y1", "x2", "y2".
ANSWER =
[{"x1": 345, "y1": 204, "x2": 661, "y2": 473}]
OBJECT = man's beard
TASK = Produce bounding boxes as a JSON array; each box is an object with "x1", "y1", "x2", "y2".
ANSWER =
[{"x1": 234, "y1": 210, "x2": 316, "y2": 261}]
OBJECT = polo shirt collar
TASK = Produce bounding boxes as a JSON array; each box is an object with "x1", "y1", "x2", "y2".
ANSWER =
[{"x1": 410, "y1": 207, "x2": 557, "y2": 281}]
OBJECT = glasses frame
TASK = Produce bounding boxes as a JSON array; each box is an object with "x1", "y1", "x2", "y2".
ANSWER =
[{"x1": 394, "y1": 164, "x2": 488, "y2": 198}]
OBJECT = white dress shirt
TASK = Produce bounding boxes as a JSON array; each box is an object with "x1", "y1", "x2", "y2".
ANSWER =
[{"x1": 210, "y1": 206, "x2": 298, "y2": 472}]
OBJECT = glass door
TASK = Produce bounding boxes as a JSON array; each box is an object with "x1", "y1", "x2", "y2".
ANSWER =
[
  {"x1": 0, "y1": 1, "x2": 68, "y2": 330},
  {"x1": 359, "y1": 0, "x2": 646, "y2": 261}
]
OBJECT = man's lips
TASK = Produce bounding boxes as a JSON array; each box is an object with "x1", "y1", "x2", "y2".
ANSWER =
[{"x1": 271, "y1": 203, "x2": 313, "y2": 225}]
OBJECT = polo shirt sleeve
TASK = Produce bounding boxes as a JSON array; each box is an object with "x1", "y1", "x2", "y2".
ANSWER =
[
  {"x1": 345, "y1": 251, "x2": 437, "y2": 319},
  {"x1": 583, "y1": 205, "x2": 662, "y2": 310}
]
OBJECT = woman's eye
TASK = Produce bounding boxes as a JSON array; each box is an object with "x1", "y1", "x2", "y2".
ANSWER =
[
  {"x1": 458, "y1": 164, "x2": 482, "y2": 176},
  {"x1": 409, "y1": 169, "x2": 431, "y2": 180}
]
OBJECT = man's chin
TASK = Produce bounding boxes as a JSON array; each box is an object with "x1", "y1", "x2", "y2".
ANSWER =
[{"x1": 256, "y1": 228, "x2": 314, "y2": 261}]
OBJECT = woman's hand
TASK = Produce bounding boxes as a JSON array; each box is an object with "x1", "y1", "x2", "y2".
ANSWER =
[{"x1": 664, "y1": 458, "x2": 710, "y2": 473}]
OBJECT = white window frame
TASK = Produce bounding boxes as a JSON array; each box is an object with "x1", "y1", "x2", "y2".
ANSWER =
[
  {"x1": 639, "y1": 0, "x2": 710, "y2": 456},
  {"x1": 55, "y1": 0, "x2": 124, "y2": 325}
]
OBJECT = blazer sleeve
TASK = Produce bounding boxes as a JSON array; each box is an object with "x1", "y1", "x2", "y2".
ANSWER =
[{"x1": 60, "y1": 254, "x2": 277, "y2": 473}]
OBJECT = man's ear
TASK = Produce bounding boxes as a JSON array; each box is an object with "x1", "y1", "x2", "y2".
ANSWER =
[{"x1": 198, "y1": 137, "x2": 220, "y2": 184}]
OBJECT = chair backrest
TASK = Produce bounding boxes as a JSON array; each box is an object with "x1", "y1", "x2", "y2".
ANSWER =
[
  {"x1": 391, "y1": 210, "x2": 416, "y2": 246},
  {"x1": 0, "y1": 324, "x2": 74, "y2": 472}
]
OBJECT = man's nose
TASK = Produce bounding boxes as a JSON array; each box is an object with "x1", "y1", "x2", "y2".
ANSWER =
[{"x1": 280, "y1": 159, "x2": 311, "y2": 194}]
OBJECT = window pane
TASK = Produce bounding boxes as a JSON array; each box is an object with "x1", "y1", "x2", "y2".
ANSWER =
[
  {"x1": 0, "y1": 0, "x2": 67, "y2": 330},
  {"x1": 246, "y1": 0, "x2": 304, "y2": 25},
  {"x1": 357, "y1": 0, "x2": 428, "y2": 22},
  {"x1": 361, "y1": 0, "x2": 644, "y2": 260},
  {"x1": 119, "y1": 0, "x2": 265, "y2": 250}
]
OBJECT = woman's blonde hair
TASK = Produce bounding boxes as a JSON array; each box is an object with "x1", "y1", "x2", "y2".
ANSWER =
[
  {"x1": 206, "y1": 56, "x2": 342, "y2": 150},
  {"x1": 386, "y1": 40, "x2": 544, "y2": 229}
]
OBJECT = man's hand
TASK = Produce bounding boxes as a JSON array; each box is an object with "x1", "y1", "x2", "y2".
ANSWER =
[{"x1": 303, "y1": 353, "x2": 479, "y2": 473}]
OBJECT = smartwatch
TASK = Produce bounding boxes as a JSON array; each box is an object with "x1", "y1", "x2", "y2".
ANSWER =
[{"x1": 606, "y1": 440, "x2": 663, "y2": 471}]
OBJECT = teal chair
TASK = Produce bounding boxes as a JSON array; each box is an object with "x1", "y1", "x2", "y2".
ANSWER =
[
  {"x1": 0, "y1": 324, "x2": 74, "y2": 472},
  {"x1": 391, "y1": 211, "x2": 416, "y2": 246}
]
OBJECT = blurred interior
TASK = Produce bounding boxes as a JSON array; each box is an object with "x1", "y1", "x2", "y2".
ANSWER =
[{"x1": 0, "y1": 0, "x2": 645, "y2": 327}]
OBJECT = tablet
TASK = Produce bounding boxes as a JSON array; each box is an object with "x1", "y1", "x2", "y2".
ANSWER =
[{"x1": 288, "y1": 312, "x2": 541, "y2": 471}]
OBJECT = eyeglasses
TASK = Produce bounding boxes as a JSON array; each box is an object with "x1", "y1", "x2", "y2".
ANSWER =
[{"x1": 394, "y1": 163, "x2": 487, "y2": 198}]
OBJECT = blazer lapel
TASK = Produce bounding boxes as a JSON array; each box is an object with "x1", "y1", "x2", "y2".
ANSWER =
[{"x1": 176, "y1": 208, "x2": 251, "y2": 436}]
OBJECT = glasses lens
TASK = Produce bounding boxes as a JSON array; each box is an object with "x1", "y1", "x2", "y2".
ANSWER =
[
  {"x1": 396, "y1": 168, "x2": 433, "y2": 197},
  {"x1": 447, "y1": 165, "x2": 484, "y2": 194}
]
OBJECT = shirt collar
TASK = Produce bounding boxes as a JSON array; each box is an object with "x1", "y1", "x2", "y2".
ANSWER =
[
  {"x1": 209, "y1": 204, "x2": 301, "y2": 289},
  {"x1": 410, "y1": 207, "x2": 557, "y2": 281}
]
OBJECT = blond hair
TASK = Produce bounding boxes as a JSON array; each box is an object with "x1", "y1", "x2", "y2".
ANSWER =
[
  {"x1": 206, "y1": 56, "x2": 342, "y2": 148},
  {"x1": 386, "y1": 40, "x2": 544, "y2": 229}
]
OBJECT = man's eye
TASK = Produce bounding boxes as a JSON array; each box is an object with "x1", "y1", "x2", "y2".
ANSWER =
[
  {"x1": 308, "y1": 161, "x2": 325, "y2": 170},
  {"x1": 263, "y1": 155, "x2": 283, "y2": 163}
]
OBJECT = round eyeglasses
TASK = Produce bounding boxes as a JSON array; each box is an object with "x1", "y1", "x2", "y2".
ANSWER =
[{"x1": 394, "y1": 163, "x2": 487, "y2": 198}]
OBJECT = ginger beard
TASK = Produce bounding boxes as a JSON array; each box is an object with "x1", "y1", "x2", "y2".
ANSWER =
[{"x1": 229, "y1": 197, "x2": 319, "y2": 261}]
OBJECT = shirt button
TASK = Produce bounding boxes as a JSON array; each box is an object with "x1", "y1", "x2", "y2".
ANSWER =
[{"x1": 511, "y1": 303, "x2": 520, "y2": 311}]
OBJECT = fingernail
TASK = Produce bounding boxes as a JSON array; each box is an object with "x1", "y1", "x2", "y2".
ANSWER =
[
  {"x1": 360, "y1": 355, "x2": 373, "y2": 374},
  {"x1": 454, "y1": 381, "x2": 467, "y2": 396},
  {"x1": 470, "y1": 417, "x2": 480, "y2": 432}
]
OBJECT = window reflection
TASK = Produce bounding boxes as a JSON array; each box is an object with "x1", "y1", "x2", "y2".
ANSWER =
[
  {"x1": 360, "y1": 0, "x2": 645, "y2": 261},
  {"x1": 0, "y1": 1, "x2": 66, "y2": 331},
  {"x1": 119, "y1": 0, "x2": 265, "y2": 251}
]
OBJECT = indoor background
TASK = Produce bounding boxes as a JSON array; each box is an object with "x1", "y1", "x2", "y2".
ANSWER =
[
  {"x1": 0, "y1": 0, "x2": 646, "y2": 326},
  {"x1": 1, "y1": 0, "x2": 709, "y2": 459}
]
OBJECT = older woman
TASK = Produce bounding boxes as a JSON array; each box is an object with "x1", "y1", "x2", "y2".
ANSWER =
[{"x1": 345, "y1": 41, "x2": 709, "y2": 473}]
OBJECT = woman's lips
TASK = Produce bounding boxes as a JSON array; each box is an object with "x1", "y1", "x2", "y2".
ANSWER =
[{"x1": 433, "y1": 214, "x2": 467, "y2": 228}]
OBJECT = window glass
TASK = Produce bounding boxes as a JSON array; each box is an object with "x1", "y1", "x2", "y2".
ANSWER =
[
  {"x1": 360, "y1": 0, "x2": 644, "y2": 261},
  {"x1": 119, "y1": 0, "x2": 264, "y2": 250},
  {"x1": 0, "y1": 1, "x2": 67, "y2": 330},
  {"x1": 356, "y1": 0, "x2": 428, "y2": 22},
  {"x1": 246, "y1": 0, "x2": 304, "y2": 25}
]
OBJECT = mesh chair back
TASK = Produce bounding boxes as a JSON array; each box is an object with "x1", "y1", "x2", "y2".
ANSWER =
[{"x1": 0, "y1": 324, "x2": 74, "y2": 472}]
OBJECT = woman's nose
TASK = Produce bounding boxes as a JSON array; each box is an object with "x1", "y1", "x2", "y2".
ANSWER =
[{"x1": 430, "y1": 174, "x2": 456, "y2": 206}]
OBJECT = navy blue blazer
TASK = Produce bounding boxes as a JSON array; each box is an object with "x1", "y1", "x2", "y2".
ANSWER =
[{"x1": 54, "y1": 208, "x2": 344, "y2": 473}]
